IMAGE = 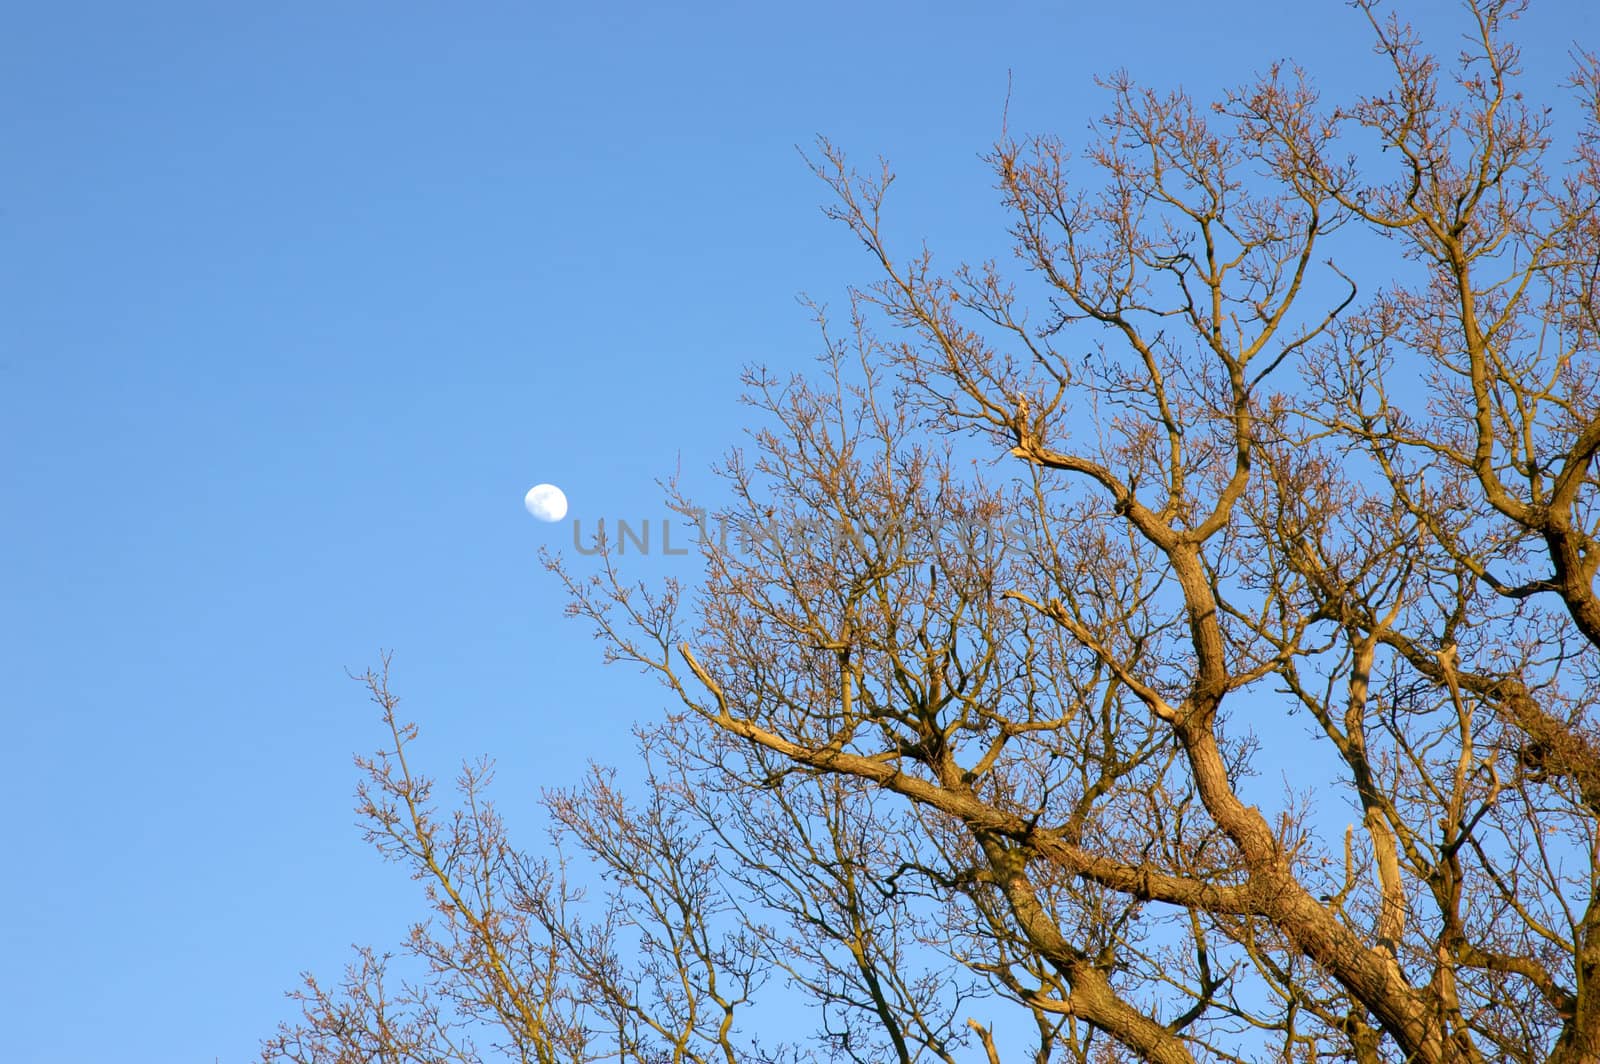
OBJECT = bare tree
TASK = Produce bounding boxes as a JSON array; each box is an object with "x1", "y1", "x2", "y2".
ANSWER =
[{"x1": 265, "y1": 3, "x2": 1600, "y2": 1061}]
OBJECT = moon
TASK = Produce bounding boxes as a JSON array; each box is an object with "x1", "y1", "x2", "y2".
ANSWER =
[{"x1": 523, "y1": 483, "x2": 568, "y2": 522}]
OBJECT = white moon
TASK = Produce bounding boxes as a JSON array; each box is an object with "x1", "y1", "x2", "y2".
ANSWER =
[{"x1": 523, "y1": 483, "x2": 569, "y2": 522}]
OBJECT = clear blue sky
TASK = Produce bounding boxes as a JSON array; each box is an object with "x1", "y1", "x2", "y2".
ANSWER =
[{"x1": 2, "y1": 2, "x2": 1594, "y2": 1061}]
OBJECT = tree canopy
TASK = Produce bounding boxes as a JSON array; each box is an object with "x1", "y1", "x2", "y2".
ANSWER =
[{"x1": 265, "y1": 3, "x2": 1600, "y2": 1061}]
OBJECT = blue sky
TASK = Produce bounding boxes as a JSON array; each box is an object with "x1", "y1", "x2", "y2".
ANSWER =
[{"x1": 2, "y1": 2, "x2": 1596, "y2": 1061}]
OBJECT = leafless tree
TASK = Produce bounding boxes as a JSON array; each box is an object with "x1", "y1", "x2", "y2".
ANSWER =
[{"x1": 265, "y1": 3, "x2": 1600, "y2": 1060}]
